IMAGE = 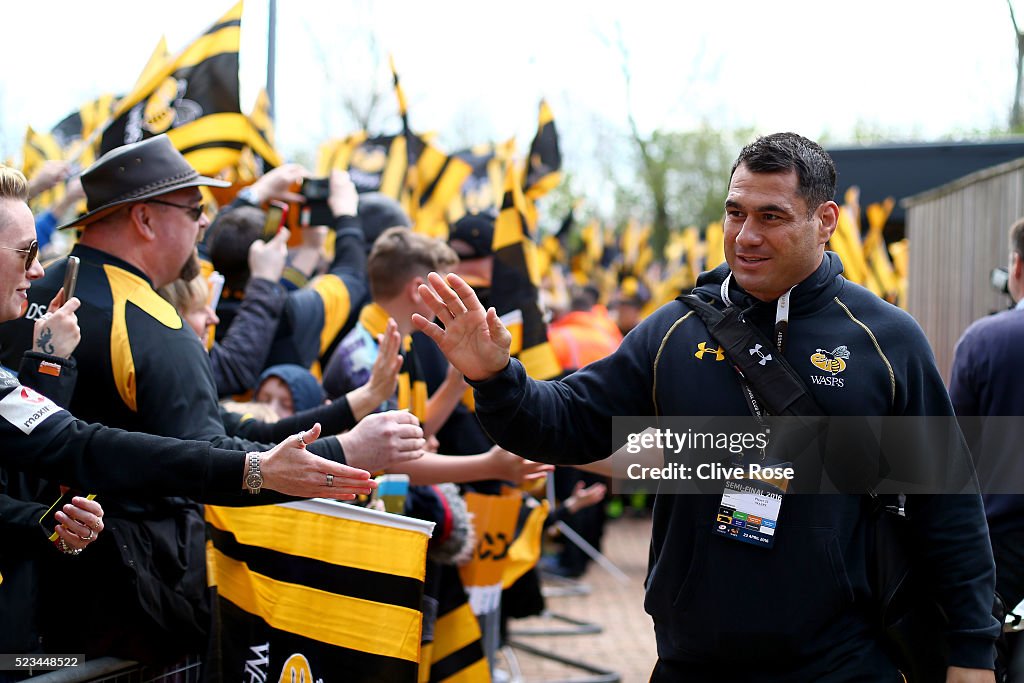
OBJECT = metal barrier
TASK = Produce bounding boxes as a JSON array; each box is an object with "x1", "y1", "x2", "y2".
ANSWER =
[{"x1": 26, "y1": 656, "x2": 201, "y2": 683}]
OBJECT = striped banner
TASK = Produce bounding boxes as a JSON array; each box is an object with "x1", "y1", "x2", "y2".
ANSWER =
[{"x1": 206, "y1": 500, "x2": 433, "y2": 682}]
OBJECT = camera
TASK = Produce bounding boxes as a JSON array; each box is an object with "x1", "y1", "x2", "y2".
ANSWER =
[
  {"x1": 299, "y1": 177, "x2": 333, "y2": 227},
  {"x1": 991, "y1": 267, "x2": 1010, "y2": 296}
]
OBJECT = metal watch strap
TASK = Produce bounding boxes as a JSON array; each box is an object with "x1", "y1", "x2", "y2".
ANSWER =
[{"x1": 246, "y1": 451, "x2": 263, "y2": 494}]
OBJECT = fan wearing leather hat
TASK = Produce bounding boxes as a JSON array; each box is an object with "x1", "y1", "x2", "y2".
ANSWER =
[{"x1": 0, "y1": 135, "x2": 426, "y2": 666}]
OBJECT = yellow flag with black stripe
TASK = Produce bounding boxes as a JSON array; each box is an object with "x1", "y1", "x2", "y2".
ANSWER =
[
  {"x1": 491, "y1": 163, "x2": 561, "y2": 380},
  {"x1": 206, "y1": 500, "x2": 433, "y2": 682},
  {"x1": 317, "y1": 132, "x2": 410, "y2": 198},
  {"x1": 523, "y1": 99, "x2": 561, "y2": 202},
  {"x1": 448, "y1": 143, "x2": 508, "y2": 224},
  {"x1": 245, "y1": 88, "x2": 282, "y2": 171},
  {"x1": 51, "y1": 93, "x2": 119, "y2": 171},
  {"x1": 99, "y1": 1, "x2": 249, "y2": 175},
  {"x1": 21, "y1": 127, "x2": 63, "y2": 210},
  {"x1": 405, "y1": 141, "x2": 473, "y2": 240},
  {"x1": 426, "y1": 565, "x2": 490, "y2": 683}
]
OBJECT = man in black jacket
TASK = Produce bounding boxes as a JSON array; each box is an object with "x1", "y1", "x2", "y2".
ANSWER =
[
  {"x1": 413, "y1": 133, "x2": 1000, "y2": 681},
  {"x1": 0, "y1": 163, "x2": 379, "y2": 660},
  {"x1": 0, "y1": 139, "x2": 424, "y2": 666}
]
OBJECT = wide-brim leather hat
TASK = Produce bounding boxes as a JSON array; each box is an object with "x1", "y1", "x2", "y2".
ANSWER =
[{"x1": 58, "y1": 134, "x2": 229, "y2": 230}]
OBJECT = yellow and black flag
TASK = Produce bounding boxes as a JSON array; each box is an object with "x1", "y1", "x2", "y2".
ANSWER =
[
  {"x1": 491, "y1": 164, "x2": 561, "y2": 380},
  {"x1": 522, "y1": 100, "x2": 561, "y2": 202},
  {"x1": 405, "y1": 142, "x2": 473, "y2": 240},
  {"x1": 425, "y1": 565, "x2": 490, "y2": 683},
  {"x1": 50, "y1": 93, "x2": 119, "y2": 171},
  {"x1": 388, "y1": 56, "x2": 472, "y2": 238},
  {"x1": 317, "y1": 132, "x2": 410, "y2": 199},
  {"x1": 245, "y1": 88, "x2": 282, "y2": 172},
  {"x1": 206, "y1": 500, "x2": 433, "y2": 682},
  {"x1": 99, "y1": 1, "x2": 249, "y2": 175},
  {"x1": 21, "y1": 127, "x2": 64, "y2": 211},
  {"x1": 448, "y1": 143, "x2": 509, "y2": 224}
]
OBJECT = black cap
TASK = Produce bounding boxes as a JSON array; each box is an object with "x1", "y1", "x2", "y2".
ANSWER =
[{"x1": 449, "y1": 211, "x2": 495, "y2": 259}]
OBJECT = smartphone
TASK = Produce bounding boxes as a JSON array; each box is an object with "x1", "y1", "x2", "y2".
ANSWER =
[
  {"x1": 62, "y1": 255, "x2": 80, "y2": 300},
  {"x1": 299, "y1": 177, "x2": 334, "y2": 227},
  {"x1": 262, "y1": 200, "x2": 288, "y2": 241},
  {"x1": 39, "y1": 489, "x2": 96, "y2": 542}
]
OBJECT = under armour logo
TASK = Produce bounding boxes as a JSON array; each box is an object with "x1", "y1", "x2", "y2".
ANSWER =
[
  {"x1": 749, "y1": 344, "x2": 772, "y2": 365},
  {"x1": 695, "y1": 342, "x2": 725, "y2": 361}
]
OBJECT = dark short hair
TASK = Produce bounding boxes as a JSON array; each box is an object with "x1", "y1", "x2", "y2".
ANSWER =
[
  {"x1": 569, "y1": 284, "x2": 600, "y2": 312},
  {"x1": 1011, "y1": 217, "x2": 1024, "y2": 259},
  {"x1": 208, "y1": 205, "x2": 265, "y2": 290},
  {"x1": 730, "y1": 132, "x2": 836, "y2": 213}
]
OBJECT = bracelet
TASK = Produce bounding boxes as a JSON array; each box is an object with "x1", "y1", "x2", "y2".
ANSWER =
[{"x1": 56, "y1": 538, "x2": 83, "y2": 556}]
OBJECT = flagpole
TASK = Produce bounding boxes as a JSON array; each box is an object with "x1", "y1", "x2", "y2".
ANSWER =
[{"x1": 266, "y1": 0, "x2": 277, "y2": 119}]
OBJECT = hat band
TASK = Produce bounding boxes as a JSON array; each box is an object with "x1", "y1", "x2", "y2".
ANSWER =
[{"x1": 89, "y1": 168, "x2": 201, "y2": 212}]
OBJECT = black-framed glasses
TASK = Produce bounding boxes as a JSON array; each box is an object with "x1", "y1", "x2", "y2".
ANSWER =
[
  {"x1": 0, "y1": 240, "x2": 38, "y2": 272},
  {"x1": 146, "y1": 199, "x2": 205, "y2": 222}
]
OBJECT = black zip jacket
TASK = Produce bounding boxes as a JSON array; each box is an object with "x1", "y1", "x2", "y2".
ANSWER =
[{"x1": 469, "y1": 253, "x2": 999, "y2": 675}]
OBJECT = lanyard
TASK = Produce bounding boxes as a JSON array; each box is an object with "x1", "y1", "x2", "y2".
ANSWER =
[
  {"x1": 721, "y1": 273, "x2": 797, "y2": 424},
  {"x1": 720, "y1": 273, "x2": 795, "y2": 354}
]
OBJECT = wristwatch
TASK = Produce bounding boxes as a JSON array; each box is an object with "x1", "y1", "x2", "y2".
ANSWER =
[
  {"x1": 236, "y1": 185, "x2": 261, "y2": 206},
  {"x1": 245, "y1": 452, "x2": 264, "y2": 495}
]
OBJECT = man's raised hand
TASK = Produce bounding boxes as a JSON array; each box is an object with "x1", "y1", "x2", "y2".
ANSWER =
[{"x1": 411, "y1": 272, "x2": 511, "y2": 382}]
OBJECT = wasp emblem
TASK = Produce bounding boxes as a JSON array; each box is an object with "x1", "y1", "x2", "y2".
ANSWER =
[{"x1": 810, "y1": 346, "x2": 850, "y2": 375}]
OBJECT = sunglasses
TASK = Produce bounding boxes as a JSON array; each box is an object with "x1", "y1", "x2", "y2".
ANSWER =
[
  {"x1": 147, "y1": 199, "x2": 206, "y2": 222},
  {"x1": 0, "y1": 240, "x2": 39, "y2": 272}
]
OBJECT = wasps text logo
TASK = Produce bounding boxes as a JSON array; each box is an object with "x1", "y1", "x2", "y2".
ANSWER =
[
  {"x1": 810, "y1": 346, "x2": 850, "y2": 375},
  {"x1": 695, "y1": 342, "x2": 725, "y2": 361}
]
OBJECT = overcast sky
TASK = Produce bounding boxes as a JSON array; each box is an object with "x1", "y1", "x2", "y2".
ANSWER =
[{"x1": 1, "y1": 0, "x2": 1018, "y2": 164}]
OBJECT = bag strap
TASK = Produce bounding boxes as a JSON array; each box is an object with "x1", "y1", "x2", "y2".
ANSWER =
[{"x1": 676, "y1": 294, "x2": 825, "y2": 417}]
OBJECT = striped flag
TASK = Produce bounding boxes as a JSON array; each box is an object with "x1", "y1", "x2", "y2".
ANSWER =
[
  {"x1": 99, "y1": 1, "x2": 250, "y2": 176},
  {"x1": 448, "y1": 142, "x2": 509, "y2": 224},
  {"x1": 205, "y1": 499, "x2": 433, "y2": 682},
  {"x1": 317, "y1": 132, "x2": 409, "y2": 198},
  {"x1": 245, "y1": 88, "x2": 282, "y2": 172},
  {"x1": 523, "y1": 100, "x2": 561, "y2": 201},
  {"x1": 21, "y1": 127, "x2": 64, "y2": 211},
  {"x1": 491, "y1": 163, "x2": 562, "y2": 380},
  {"x1": 425, "y1": 565, "x2": 490, "y2": 683}
]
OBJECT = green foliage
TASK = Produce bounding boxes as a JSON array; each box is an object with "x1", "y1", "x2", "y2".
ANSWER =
[{"x1": 614, "y1": 123, "x2": 754, "y2": 261}]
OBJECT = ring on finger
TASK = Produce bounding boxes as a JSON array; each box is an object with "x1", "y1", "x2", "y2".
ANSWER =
[
  {"x1": 296, "y1": 433, "x2": 307, "y2": 448},
  {"x1": 325, "y1": 473, "x2": 334, "y2": 487},
  {"x1": 83, "y1": 528, "x2": 95, "y2": 542}
]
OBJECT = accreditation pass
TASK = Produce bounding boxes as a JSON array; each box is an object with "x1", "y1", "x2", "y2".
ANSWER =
[{"x1": 713, "y1": 470, "x2": 789, "y2": 549}]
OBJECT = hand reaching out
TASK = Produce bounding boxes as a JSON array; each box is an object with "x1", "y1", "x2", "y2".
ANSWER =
[
  {"x1": 345, "y1": 317, "x2": 403, "y2": 421},
  {"x1": 259, "y1": 422, "x2": 375, "y2": 499},
  {"x1": 338, "y1": 410, "x2": 425, "y2": 472},
  {"x1": 411, "y1": 272, "x2": 511, "y2": 381}
]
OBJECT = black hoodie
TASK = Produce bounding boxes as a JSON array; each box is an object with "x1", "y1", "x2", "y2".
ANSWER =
[{"x1": 470, "y1": 252, "x2": 999, "y2": 676}]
